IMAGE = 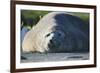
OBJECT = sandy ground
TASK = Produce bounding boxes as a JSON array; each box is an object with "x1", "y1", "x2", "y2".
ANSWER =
[{"x1": 21, "y1": 52, "x2": 89, "y2": 63}]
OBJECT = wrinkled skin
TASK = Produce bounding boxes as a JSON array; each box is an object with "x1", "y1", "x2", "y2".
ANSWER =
[{"x1": 22, "y1": 12, "x2": 89, "y2": 53}]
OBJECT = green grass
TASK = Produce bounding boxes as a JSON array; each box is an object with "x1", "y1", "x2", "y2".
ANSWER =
[{"x1": 72, "y1": 12, "x2": 89, "y2": 22}]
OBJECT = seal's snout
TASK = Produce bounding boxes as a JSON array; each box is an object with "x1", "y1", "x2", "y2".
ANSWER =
[
  {"x1": 47, "y1": 30, "x2": 65, "y2": 49},
  {"x1": 48, "y1": 37, "x2": 61, "y2": 49}
]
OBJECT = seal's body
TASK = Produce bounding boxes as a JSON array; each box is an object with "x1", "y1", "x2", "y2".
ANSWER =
[{"x1": 22, "y1": 12, "x2": 89, "y2": 53}]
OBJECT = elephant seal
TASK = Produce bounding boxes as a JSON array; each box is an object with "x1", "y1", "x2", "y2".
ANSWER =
[{"x1": 22, "y1": 12, "x2": 89, "y2": 53}]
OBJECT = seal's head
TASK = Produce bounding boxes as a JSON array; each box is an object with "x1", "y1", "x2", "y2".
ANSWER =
[{"x1": 42, "y1": 29, "x2": 65, "y2": 53}]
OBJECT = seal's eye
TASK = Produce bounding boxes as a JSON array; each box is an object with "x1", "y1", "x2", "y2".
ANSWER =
[
  {"x1": 58, "y1": 33, "x2": 61, "y2": 36},
  {"x1": 45, "y1": 33, "x2": 51, "y2": 37}
]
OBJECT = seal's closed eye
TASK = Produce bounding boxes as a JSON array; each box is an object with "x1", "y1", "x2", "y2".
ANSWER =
[{"x1": 45, "y1": 33, "x2": 51, "y2": 37}]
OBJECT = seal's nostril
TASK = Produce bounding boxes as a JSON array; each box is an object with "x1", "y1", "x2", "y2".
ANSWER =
[
  {"x1": 48, "y1": 39, "x2": 54, "y2": 48},
  {"x1": 50, "y1": 39, "x2": 53, "y2": 44}
]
